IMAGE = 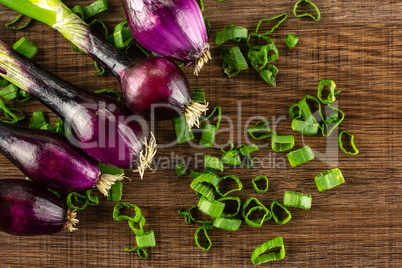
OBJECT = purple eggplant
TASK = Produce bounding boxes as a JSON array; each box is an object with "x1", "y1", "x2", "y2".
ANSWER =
[
  {"x1": 0, "y1": 179, "x2": 78, "y2": 236},
  {"x1": 0, "y1": 41, "x2": 155, "y2": 178},
  {"x1": 121, "y1": 0, "x2": 211, "y2": 75},
  {"x1": 0, "y1": 122, "x2": 124, "y2": 196},
  {"x1": 0, "y1": 0, "x2": 207, "y2": 125}
]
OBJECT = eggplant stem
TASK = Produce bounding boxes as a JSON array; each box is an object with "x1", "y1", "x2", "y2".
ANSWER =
[
  {"x1": 66, "y1": 209, "x2": 79, "y2": 232},
  {"x1": 134, "y1": 132, "x2": 157, "y2": 179},
  {"x1": 194, "y1": 49, "x2": 212, "y2": 76},
  {"x1": 96, "y1": 173, "x2": 127, "y2": 197},
  {"x1": 185, "y1": 102, "x2": 209, "y2": 129}
]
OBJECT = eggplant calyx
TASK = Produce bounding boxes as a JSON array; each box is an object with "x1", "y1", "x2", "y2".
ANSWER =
[
  {"x1": 194, "y1": 49, "x2": 212, "y2": 76},
  {"x1": 65, "y1": 209, "x2": 79, "y2": 232},
  {"x1": 134, "y1": 132, "x2": 157, "y2": 179},
  {"x1": 185, "y1": 102, "x2": 209, "y2": 129},
  {"x1": 96, "y1": 174, "x2": 127, "y2": 197}
]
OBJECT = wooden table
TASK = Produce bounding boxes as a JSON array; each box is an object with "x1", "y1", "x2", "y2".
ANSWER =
[{"x1": 0, "y1": 0, "x2": 401, "y2": 267}]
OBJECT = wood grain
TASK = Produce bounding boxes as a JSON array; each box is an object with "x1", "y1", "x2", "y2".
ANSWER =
[{"x1": 0, "y1": 0, "x2": 401, "y2": 267}]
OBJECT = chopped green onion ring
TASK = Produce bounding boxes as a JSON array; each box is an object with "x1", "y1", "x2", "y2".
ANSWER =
[
  {"x1": 315, "y1": 168, "x2": 345, "y2": 191},
  {"x1": 247, "y1": 33, "x2": 274, "y2": 50},
  {"x1": 192, "y1": 88, "x2": 206, "y2": 104},
  {"x1": 194, "y1": 224, "x2": 213, "y2": 251},
  {"x1": 213, "y1": 217, "x2": 242, "y2": 231},
  {"x1": 0, "y1": 99, "x2": 25, "y2": 124},
  {"x1": 287, "y1": 146, "x2": 315, "y2": 167},
  {"x1": 239, "y1": 144, "x2": 259, "y2": 155},
  {"x1": 242, "y1": 197, "x2": 271, "y2": 228},
  {"x1": 0, "y1": 84, "x2": 19, "y2": 102},
  {"x1": 204, "y1": 155, "x2": 224, "y2": 172},
  {"x1": 255, "y1": 13, "x2": 288, "y2": 35},
  {"x1": 174, "y1": 115, "x2": 194, "y2": 144},
  {"x1": 217, "y1": 196, "x2": 242, "y2": 218},
  {"x1": 220, "y1": 46, "x2": 248, "y2": 77},
  {"x1": 216, "y1": 175, "x2": 243, "y2": 196},
  {"x1": 128, "y1": 215, "x2": 146, "y2": 235},
  {"x1": 13, "y1": 37, "x2": 38, "y2": 60},
  {"x1": 291, "y1": 118, "x2": 320, "y2": 135},
  {"x1": 248, "y1": 44, "x2": 279, "y2": 72},
  {"x1": 190, "y1": 173, "x2": 220, "y2": 201},
  {"x1": 270, "y1": 201, "x2": 291, "y2": 225},
  {"x1": 215, "y1": 25, "x2": 248, "y2": 45},
  {"x1": 198, "y1": 197, "x2": 225, "y2": 218},
  {"x1": 317, "y1": 80, "x2": 341, "y2": 104},
  {"x1": 94, "y1": 89, "x2": 122, "y2": 101},
  {"x1": 175, "y1": 162, "x2": 187, "y2": 176},
  {"x1": 285, "y1": 34, "x2": 299, "y2": 49},
  {"x1": 247, "y1": 120, "x2": 276, "y2": 140},
  {"x1": 5, "y1": 14, "x2": 33, "y2": 30},
  {"x1": 113, "y1": 202, "x2": 142, "y2": 222},
  {"x1": 321, "y1": 104, "x2": 345, "y2": 137},
  {"x1": 251, "y1": 237, "x2": 285, "y2": 264},
  {"x1": 293, "y1": 0, "x2": 321, "y2": 22},
  {"x1": 283, "y1": 192, "x2": 312, "y2": 210},
  {"x1": 72, "y1": 0, "x2": 108, "y2": 21},
  {"x1": 271, "y1": 135, "x2": 295, "y2": 152},
  {"x1": 135, "y1": 230, "x2": 156, "y2": 248},
  {"x1": 200, "y1": 124, "x2": 217, "y2": 148},
  {"x1": 252, "y1": 176, "x2": 269, "y2": 194},
  {"x1": 259, "y1": 64, "x2": 278, "y2": 87},
  {"x1": 106, "y1": 180, "x2": 123, "y2": 202},
  {"x1": 339, "y1": 130, "x2": 359, "y2": 155}
]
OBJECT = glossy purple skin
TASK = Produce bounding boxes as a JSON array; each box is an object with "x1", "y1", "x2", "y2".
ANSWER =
[
  {"x1": 0, "y1": 123, "x2": 101, "y2": 192},
  {"x1": 0, "y1": 179, "x2": 68, "y2": 236},
  {"x1": 0, "y1": 41, "x2": 144, "y2": 169},
  {"x1": 121, "y1": 57, "x2": 192, "y2": 120},
  {"x1": 122, "y1": 0, "x2": 208, "y2": 63}
]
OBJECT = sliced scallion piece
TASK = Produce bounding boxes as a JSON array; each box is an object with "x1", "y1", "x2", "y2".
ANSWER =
[
  {"x1": 317, "y1": 80, "x2": 340, "y2": 104},
  {"x1": 339, "y1": 130, "x2": 359, "y2": 155},
  {"x1": 174, "y1": 115, "x2": 194, "y2": 144},
  {"x1": 5, "y1": 14, "x2": 33, "y2": 30},
  {"x1": 259, "y1": 64, "x2": 278, "y2": 87},
  {"x1": 271, "y1": 135, "x2": 295, "y2": 152},
  {"x1": 135, "y1": 230, "x2": 156, "y2": 248},
  {"x1": 213, "y1": 217, "x2": 242, "y2": 231},
  {"x1": 283, "y1": 192, "x2": 312, "y2": 210},
  {"x1": 192, "y1": 88, "x2": 206, "y2": 104},
  {"x1": 198, "y1": 197, "x2": 225, "y2": 218},
  {"x1": 321, "y1": 104, "x2": 345, "y2": 137},
  {"x1": 220, "y1": 46, "x2": 248, "y2": 77},
  {"x1": 239, "y1": 144, "x2": 259, "y2": 155},
  {"x1": 94, "y1": 89, "x2": 122, "y2": 101},
  {"x1": 251, "y1": 237, "x2": 285, "y2": 264},
  {"x1": 190, "y1": 173, "x2": 220, "y2": 201},
  {"x1": 216, "y1": 175, "x2": 243, "y2": 196},
  {"x1": 72, "y1": 0, "x2": 108, "y2": 21},
  {"x1": 252, "y1": 176, "x2": 269, "y2": 194},
  {"x1": 291, "y1": 118, "x2": 320, "y2": 135},
  {"x1": 270, "y1": 200, "x2": 291, "y2": 225},
  {"x1": 217, "y1": 196, "x2": 242, "y2": 218},
  {"x1": 215, "y1": 25, "x2": 248, "y2": 45},
  {"x1": 287, "y1": 146, "x2": 315, "y2": 167},
  {"x1": 315, "y1": 168, "x2": 345, "y2": 191},
  {"x1": 194, "y1": 224, "x2": 213, "y2": 251},
  {"x1": 0, "y1": 99, "x2": 25, "y2": 124},
  {"x1": 242, "y1": 197, "x2": 271, "y2": 228},
  {"x1": 113, "y1": 202, "x2": 142, "y2": 222},
  {"x1": 255, "y1": 13, "x2": 288, "y2": 35},
  {"x1": 247, "y1": 120, "x2": 276, "y2": 140},
  {"x1": 204, "y1": 155, "x2": 224, "y2": 172},
  {"x1": 128, "y1": 216, "x2": 146, "y2": 235},
  {"x1": 285, "y1": 34, "x2": 299, "y2": 49},
  {"x1": 200, "y1": 106, "x2": 222, "y2": 147},
  {"x1": 293, "y1": 0, "x2": 321, "y2": 22},
  {"x1": 13, "y1": 37, "x2": 38, "y2": 59},
  {"x1": 175, "y1": 162, "x2": 187, "y2": 176},
  {"x1": 248, "y1": 44, "x2": 279, "y2": 72},
  {"x1": 0, "y1": 84, "x2": 19, "y2": 102}
]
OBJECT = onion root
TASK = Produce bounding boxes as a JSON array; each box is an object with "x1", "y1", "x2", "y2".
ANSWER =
[
  {"x1": 66, "y1": 209, "x2": 79, "y2": 232},
  {"x1": 194, "y1": 49, "x2": 212, "y2": 76},
  {"x1": 185, "y1": 102, "x2": 209, "y2": 129},
  {"x1": 134, "y1": 132, "x2": 157, "y2": 179},
  {"x1": 96, "y1": 173, "x2": 127, "y2": 197}
]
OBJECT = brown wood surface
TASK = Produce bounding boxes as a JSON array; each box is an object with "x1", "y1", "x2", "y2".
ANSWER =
[{"x1": 0, "y1": 0, "x2": 401, "y2": 267}]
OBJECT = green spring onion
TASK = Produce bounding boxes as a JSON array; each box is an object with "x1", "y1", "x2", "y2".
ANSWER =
[
  {"x1": 289, "y1": 95, "x2": 321, "y2": 123},
  {"x1": 255, "y1": 13, "x2": 288, "y2": 35},
  {"x1": 285, "y1": 34, "x2": 299, "y2": 49},
  {"x1": 13, "y1": 37, "x2": 38, "y2": 59},
  {"x1": 72, "y1": 0, "x2": 108, "y2": 21},
  {"x1": 113, "y1": 202, "x2": 143, "y2": 222},
  {"x1": 106, "y1": 180, "x2": 123, "y2": 202},
  {"x1": 317, "y1": 80, "x2": 341, "y2": 104},
  {"x1": 287, "y1": 146, "x2": 315, "y2": 167},
  {"x1": 283, "y1": 192, "x2": 312, "y2": 210},
  {"x1": 271, "y1": 135, "x2": 295, "y2": 152},
  {"x1": 174, "y1": 115, "x2": 194, "y2": 144},
  {"x1": 252, "y1": 176, "x2": 269, "y2": 194},
  {"x1": 198, "y1": 197, "x2": 225, "y2": 218},
  {"x1": 175, "y1": 162, "x2": 187, "y2": 176},
  {"x1": 5, "y1": 14, "x2": 33, "y2": 30},
  {"x1": 270, "y1": 201, "x2": 291, "y2": 225},
  {"x1": 242, "y1": 197, "x2": 271, "y2": 228},
  {"x1": 339, "y1": 130, "x2": 359, "y2": 155},
  {"x1": 194, "y1": 224, "x2": 213, "y2": 251},
  {"x1": 135, "y1": 230, "x2": 156, "y2": 248},
  {"x1": 128, "y1": 216, "x2": 146, "y2": 235},
  {"x1": 315, "y1": 168, "x2": 345, "y2": 191},
  {"x1": 204, "y1": 155, "x2": 224, "y2": 172},
  {"x1": 215, "y1": 25, "x2": 248, "y2": 45},
  {"x1": 192, "y1": 88, "x2": 206, "y2": 104},
  {"x1": 217, "y1": 196, "x2": 242, "y2": 218},
  {"x1": 239, "y1": 144, "x2": 259, "y2": 155},
  {"x1": 259, "y1": 64, "x2": 278, "y2": 87},
  {"x1": 291, "y1": 118, "x2": 320, "y2": 135},
  {"x1": 247, "y1": 120, "x2": 276, "y2": 140},
  {"x1": 220, "y1": 46, "x2": 248, "y2": 77},
  {"x1": 66, "y1": 190, "x2": 99, "y2": 211},
  {"x1": 213, "y1": 217, "x2": 242, "y2": 231},
  {"x1": 293, "y1": 0, "x2": 321, "y2": 22},
  {"x1": 251, "y1": 237, "x2": 285, "y2": 264}
]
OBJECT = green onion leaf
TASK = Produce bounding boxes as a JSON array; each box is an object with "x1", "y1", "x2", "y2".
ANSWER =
[
  {"x1": 339, "y1": 130, "x2": 359, "y2": 155},
  {"x1": 271, "y1": 135, "x2": 295, "y2": 152},
  {"x1": 0, "y1": 99, "x2": 25, "y2": 124},
  {"x1": 175, "y1": 162, "x2": 187, "y2": 176},
  {"x1": 13, "y1": 37, "x2": 38, "y2": 59},
  {"x1": 283, "y1": 192, "x2": 312, "y2": 210},
  {"x1": 192, "y1": 88, "x2": 206, "y2": 104},
  {"x1": 93, "y1": 61, "x2": 105, "y2": 76},
  {"x1": 255, "y1": 13, "x2": 288, "y2": 34},
  {"x1": 194, "y1": 224, "x2": 213, "y2": 251},
  {"x1": 29, "y1": 111, "x2": 47, "y2": 129},
  {"x1": 315, "y1": 168, "x2": 345, "y2": 191},
  {"x1": 213, "y1": 217, "x2": 242, "y2": 231},
  {"x1": 285, "y1": 34, "x2": 299, "y2": 49},
  {"x1": 293, "y1": 0, "x2": 321, "y2": 22},
  {"x1": 270, "y1": 201, "x2": 291, "y2": 225},
  {"x1": 174, "y1": 115, "x2": 194, "y2": 144},
  {"x1": 66, "y1": 190, "x2": 99, "y2": 211},
  {"x1": 251, "y1": 237, "x2": 285, "y2": 264},
  {"x1": 252, "y1": 176, "x2": 269, "y2": 194},
  {"x1": 247, "y1": 33, "x2": 274, "y2": 50},
  {"x1": 5, "y1": 14, "x2": 33, "y2": 30},
  {"x1": 242, "y1": 197, "x2": 271, "y2": 228},
  {"x1": 215, "y1": 25, "x2": 248, "y2": 45},
  {"x1": 204, "y1": 155, "x2": 224, "y2": 172},
  {"x1": 220, "y1": 46, "x2": 248, "y2": 77},
  {"x1": 198, "y1": 197, "x2": 225, "y2": 218},
  {"x1": 291, "y1": 118, "x2": 320, "y2": 135},
  {"x1": 247, "y1": 120, "x2": 276, "y2": 140},
  {"x1": 259, "y1": 64, "x2": 278, "y2": 87},
  {"x1": 287, "y1": 146, "x2": 315, "y2": 167}
]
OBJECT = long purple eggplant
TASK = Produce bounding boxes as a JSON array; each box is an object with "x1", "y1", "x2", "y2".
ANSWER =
[
  {"x1": 0, "y1": 179, "x2": 78, "y2": 236},
  {"x1": 0, "y1": 122, "x2": 124, "y2": 196},
  {"x1": 0, "y1": 0, "x2": 208, "y2": 126},
  {"x1": 0, "y1": 41, "x2": 156, "y2": 178}
]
